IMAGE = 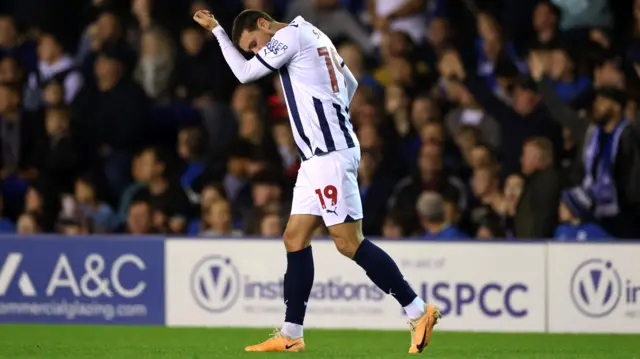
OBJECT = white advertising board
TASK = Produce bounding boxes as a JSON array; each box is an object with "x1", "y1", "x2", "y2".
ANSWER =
[
  {"x1": 548, "y1": 243, "x2": 640, "y2": 333},
  {"x1": 165, "y1": 240, "x2": 546, "y2": 332}
]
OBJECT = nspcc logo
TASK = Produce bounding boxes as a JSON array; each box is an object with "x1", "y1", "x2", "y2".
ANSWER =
[
  {"x1": 571, "y1": 259, "x2": 622, "y2": 317},
  {"x1": 191, "y1": 256, "x2": 241, "y2": 313}
]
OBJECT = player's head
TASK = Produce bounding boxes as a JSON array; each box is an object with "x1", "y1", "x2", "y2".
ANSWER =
[{"x1": 232, "y1": 9, "x2": 275, "y2": 54}]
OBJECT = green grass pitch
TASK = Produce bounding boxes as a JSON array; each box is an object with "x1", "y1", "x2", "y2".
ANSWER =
[{"x1": 0, "y1": 325, "x2": 638, "y2": 359}]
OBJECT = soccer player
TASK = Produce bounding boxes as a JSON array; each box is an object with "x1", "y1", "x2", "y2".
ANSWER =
[{"x1": 193, "y1": 9, "x2": 441, "y2": 354}]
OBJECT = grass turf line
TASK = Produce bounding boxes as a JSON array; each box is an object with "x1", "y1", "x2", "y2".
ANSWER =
[{"x1": 0, "y1": 325, "x2": 638, "y2": 359}]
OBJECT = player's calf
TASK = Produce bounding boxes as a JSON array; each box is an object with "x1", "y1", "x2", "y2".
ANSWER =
[{"x1": 330, "y1": 221, "x2": 427, "y2": 319}]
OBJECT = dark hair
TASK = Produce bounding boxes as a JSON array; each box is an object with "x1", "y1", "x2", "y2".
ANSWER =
[
  {"x1": 143, "y1": 146, "x2": 168, "y2": 166},
  {"x1": 129, "y1": 199, "x2": 152, "y2": 213},
  {"x1": 536, "y1": 0, "x2": 561, "y2": 21},
  {"x1": 76, "y1": 172, "x2": 109, "y2": 202},
  {"x1": 179, "y1": 125, "x2": 208, "y2": 159},
  {"x1": 251, "y1": 168, "x2": 282, "y2": 187},
  {"x1": 201, "y1": 182, "x2": 227, "y2": 200},
  {"x1": 231, "y1": 10, "x2": 275, "y2": 46}
]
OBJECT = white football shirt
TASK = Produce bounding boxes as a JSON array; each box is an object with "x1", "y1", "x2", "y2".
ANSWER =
[{"x1": 213, "y1": 16, "x2": 360, "y2": 161}]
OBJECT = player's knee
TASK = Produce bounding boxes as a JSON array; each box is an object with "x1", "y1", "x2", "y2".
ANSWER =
[
  {"x1": 331, "y1": 230, "x2": 361, "y2": 258},
  {"x1": 283, "y1": 226, "x2": 309, "y2": 252}
]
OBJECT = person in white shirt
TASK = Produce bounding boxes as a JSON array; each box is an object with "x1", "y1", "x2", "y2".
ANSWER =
[{"x1": 193, "y1": 9, "x2": 440, "y2": 354}]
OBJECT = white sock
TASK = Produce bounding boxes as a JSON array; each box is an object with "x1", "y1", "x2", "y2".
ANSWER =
[
  {"x1": 281, "y1": 322, "x2": 303, "y2": 339},
  {"x1": 403, "y1": 296, "x2": 426, "y2": 320}
]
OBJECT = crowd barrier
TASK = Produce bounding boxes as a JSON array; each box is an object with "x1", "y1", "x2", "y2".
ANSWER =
[{"x1": 0, "y1": 236, "x2": 637, "y2": 333}]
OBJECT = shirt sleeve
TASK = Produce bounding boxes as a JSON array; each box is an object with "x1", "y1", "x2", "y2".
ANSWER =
[
  {"x1": 212, "y1": 26, "x2": 298, "y2": 84},
  {"x1": 342, "y1": 63, "x2": 358, "y2": 103}
]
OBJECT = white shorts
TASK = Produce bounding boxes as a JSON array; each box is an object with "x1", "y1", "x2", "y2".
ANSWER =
[{"x1": 290, "y1": 147, "x2": 363, "y2": 227}]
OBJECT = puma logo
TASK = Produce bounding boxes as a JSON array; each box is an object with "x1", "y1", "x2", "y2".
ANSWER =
[{"x1": 326, "y1": 208, "x2": 338, "y2": 216}]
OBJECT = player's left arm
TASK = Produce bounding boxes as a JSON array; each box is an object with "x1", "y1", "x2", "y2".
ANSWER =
[
  {"x1": 341, "y1": 63, "x2": 358, "y2": 103},
  {"x1": 212, "y1": 26, "x2": 298, "y2": 84}
]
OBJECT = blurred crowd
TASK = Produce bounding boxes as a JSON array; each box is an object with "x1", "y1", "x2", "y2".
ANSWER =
[{"x1": 0, "y1": 0, "x2": 639, "y2": 239}]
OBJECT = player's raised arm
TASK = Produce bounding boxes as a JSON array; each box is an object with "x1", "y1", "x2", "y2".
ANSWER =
[{"x1": 193, "y1": 10, "x2": 297, "y2": 84}]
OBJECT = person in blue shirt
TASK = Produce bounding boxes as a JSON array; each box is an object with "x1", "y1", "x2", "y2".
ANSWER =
[
  {"x1": 0, "y1": 193, "x2": 15, "y2": 233},
  {"x1": 548, "y1": 46, "x2": 591, "y2": 102},
  {"x1": 416, "y1": 191, "x2": 468, "y2": 239},
  {"x1": 554, "y1": 186, "x2": 611, "y2": 241}
]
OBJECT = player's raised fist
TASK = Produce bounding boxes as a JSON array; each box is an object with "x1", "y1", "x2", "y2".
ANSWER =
[{"x1": 193, "y1": 10, "x2": 218, "y2": 31}]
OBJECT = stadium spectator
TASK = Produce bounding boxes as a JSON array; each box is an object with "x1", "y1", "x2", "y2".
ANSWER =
[
  {"x1": 469, "y1": 165, "x2": 507, "y2": 230},
  {"x1": 132, "y1": 146, "x2": 191, "y2": 234},
  {"x1": 381, "y1": 83, "x2": 421, "y2": 169},
  {"x1": 170, "y1": 24, "x2": 217, "y2": 104},
  {"x1": 271, "y1": 117, "x2": 299, "y2": 180},
  {"x1": 503, "y1": 173, "x2": 525, "y2": 234},
  {"x1": 31, "y1": 106, "x2": 80, "y2": 192},
  {"x1": 78, "y1": 9, "x2": 136, "y2": 85},
  {"x1": 177, "y1": 125, "x2": 208, "y2": 203},
  {"x1": 258, "y1": 211, "x2": 283, "y2": 237},
  {"x1": 0, "y1": 83, "x2": 43, "y2": 178},
  {"x1": 515, "y1": 137, "x2": 561, "y2": 238},
  {"x1": 74, "y1": 46, "x2": 149, "y2": 197},
  {"x1": 116, "y1": 153, "x2": 146, "y2": 226},
  {"x1": 77, "y1": 10, "x2": 124, "y2": 66},
  {"x1": 187, "y1": 182, "x2": 227, "y2": 235},
  {"x1": 134, "y1": 28, "x2": 174, "y2": 105},
  {"x1": 530, "y1": 0, "x2": 560, "y2": 49},
  {"x1": 0, "y1": 55, "x2": 25, "y2": 85},
  {"x1": 24, "y1": 32, "x2": 83, "y2": 110},
  {"x1": 390, "y1": 142, "x2": 466, "y2": 234},
  {"x1": 546, "y1": 45, "x2": 591, "y2": 102},
  {"x1": 73, "y1": 174, "x2": 118, "y2": 233},
  {"x1": 241, "y1": 168, "x2": 287, "y2": 233},
  {"x1": 0, "y1": 15, "x2": 36, "y2": 72},
  {"x1": 26, "y1": 178, "x2": 61, "y2": 230},
  {"x1": 554, "y1": 186, "x2": 611, "y2": 240},
  {"x1": 443, "y1": 78, "x2": 501, "y2": 150},
  {"x1": 474, "y1": 11, "x2": 526, "y2": 94},
  {"x1": 359, "y1": 149, "x2": 395, "y2": 236},
  {"x1": 476, "y1": 213, "x2": 507, "y2": 239},
  {"x1": 16, "y1": 211, "x2": 43, "y2": 234},
  {"x1": 381, "y1": 214, "x2": 405, "y2": 238},
  {"x1": 126, "y1": 200, "x2": 154, "y2": 234},
  {"x1": 57, "y1": 217, "x2": 91, "y2": 235},
  {"x1": 532, "y1": 54, "x2": 640, "y2": 238},
  {"x1": 411, "y1": 95, "x2": 440, "y2": 132},
  {"x1": 223, "y1": 141, "x2": 254, "y2": 222},
  {"x1": 41, "y1": 82, "x2": 64, "y2": 107},
  {"x1": 416, "y1": 191, "x2": 468, "y2": 239},
  {"x1": 201, "y1": 198, "x2": 243, "y2": 236},
  {"x1": 441, "y1": 49, "x2": 563, "y2": 176}
]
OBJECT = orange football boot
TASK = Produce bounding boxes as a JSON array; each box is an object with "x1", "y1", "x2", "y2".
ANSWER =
[
  {"x1": 408, "y1": 304, "x2": 441, "y2": 354},
  {"x1": 245, "y1": 329, "x2": 305, "y2": 352}
]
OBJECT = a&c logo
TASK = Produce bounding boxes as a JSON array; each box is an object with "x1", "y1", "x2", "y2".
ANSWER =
[
  {"x1": 570, "y1": 259, "x2": 622, "y2": 318},
  {"x1": 190, "y1": 256, "x2": 240, "y2": 313},
  {"x1": 0, "y1": 253, "x2": 36, "y2": 296}
]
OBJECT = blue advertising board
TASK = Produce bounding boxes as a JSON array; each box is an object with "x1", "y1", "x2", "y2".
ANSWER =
[{"x1": 0, "y1": 236, "x2": 165, "y2": 325}]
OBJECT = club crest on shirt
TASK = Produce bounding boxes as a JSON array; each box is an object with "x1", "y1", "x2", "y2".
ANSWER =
[{"x1": 264, "y1": 39, "x2": 288, "y2": 56}]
